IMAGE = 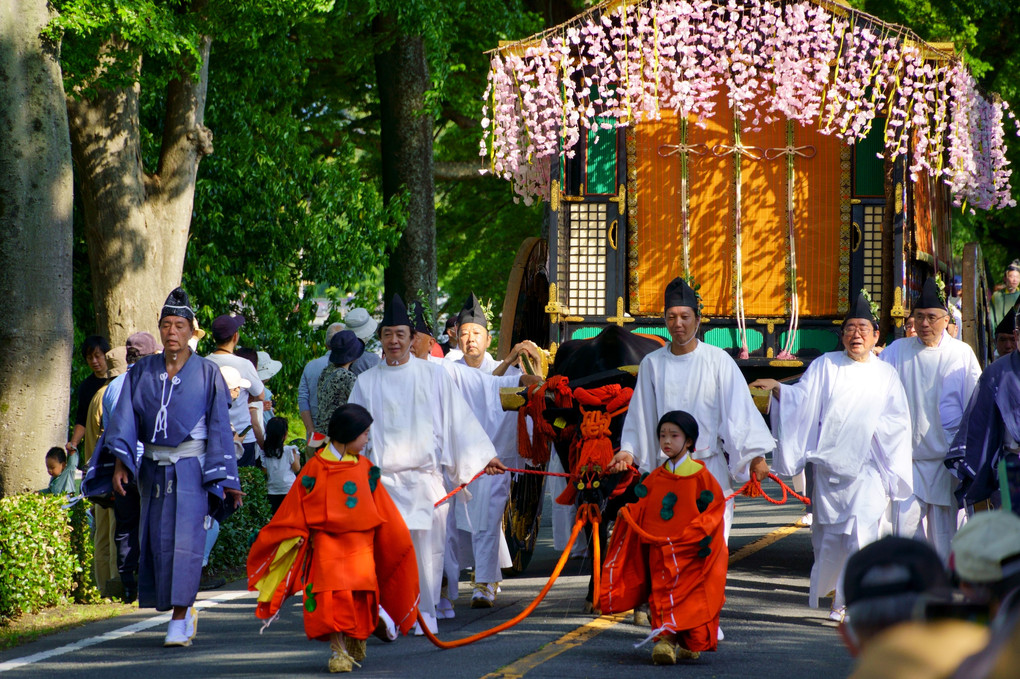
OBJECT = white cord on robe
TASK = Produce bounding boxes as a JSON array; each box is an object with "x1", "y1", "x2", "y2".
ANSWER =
[
  {"x1": 634, "y1": 622, "x2": 677, "y2": 648},
  {"x1": 152, "y1": 373, "x2": 181, "y2": 443},
  {"x1": 259, "y1": 610, "x2": 280, "y2": 634}
]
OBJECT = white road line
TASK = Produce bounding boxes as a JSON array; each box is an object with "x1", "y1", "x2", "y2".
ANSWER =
[{"x1": 0, "y1": 590, "x2": 252, "y2": 673}]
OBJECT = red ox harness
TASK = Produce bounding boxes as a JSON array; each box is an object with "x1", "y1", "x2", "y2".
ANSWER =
[{"x1": 516, "y1": 376, "x2": 637, "y2": 504}]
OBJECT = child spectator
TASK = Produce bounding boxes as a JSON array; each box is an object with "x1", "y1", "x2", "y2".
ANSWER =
[
  {"x1": 600, "y1": 410, "x2": 728, "y2": 665},
  {"x1": 247, "y1": 404, "x2": 419, "y2": 673},
  {"x1": 44, "y1": 446, "x2": 78, "y2": 496},
  {"x1": 263, "y1": 417, "x2": 300, "y2": 515}
]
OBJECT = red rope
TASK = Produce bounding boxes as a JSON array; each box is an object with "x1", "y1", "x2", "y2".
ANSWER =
[
  {"x1": 435, "y1": 470, "x2": 808, "y2": 508},
  {"x1": 416, "y1": 504, "x2": 601, "y2": 649},
  {"x1": 433, "y1": 467, "x2": 573, "y2": 508},
  {"x1": 724, "y1": 472, "x2": 811, "y2": 506}
]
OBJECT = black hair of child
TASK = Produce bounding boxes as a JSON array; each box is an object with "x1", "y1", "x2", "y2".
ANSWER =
[
  {"x1": 46, "y1": 446, "x2": 67, "y2": 464},
  {"x1": 263, "y1": 416, "x2": 288, "y2": 459}
]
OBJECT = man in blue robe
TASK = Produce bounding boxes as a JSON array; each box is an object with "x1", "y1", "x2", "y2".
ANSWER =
[
  {"x1": 948, "y1": 309, "x2": 1020, "y2": 513},
  {"x1": 83, "y1": 288, "x2": 243, "y2": 647}
]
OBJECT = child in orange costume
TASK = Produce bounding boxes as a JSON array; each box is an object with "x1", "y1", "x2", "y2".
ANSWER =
[
  {"x1": 600, "y1": 410, "x2": 728, "y2": 665},
  {"x1": 247, "y1": 404, "x2": 419, "y2": 673}
]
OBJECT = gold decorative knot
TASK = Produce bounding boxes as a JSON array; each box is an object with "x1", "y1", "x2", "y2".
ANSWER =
[
  {"x1": 764, "y1": 145, "x2": 816, "y2": 160},
  {"x1": 658, "y1": 143, "x2": 709, "y2": 158},
  {"x1": 712, "y1": 142, "x2": 763, "y2": 160}
]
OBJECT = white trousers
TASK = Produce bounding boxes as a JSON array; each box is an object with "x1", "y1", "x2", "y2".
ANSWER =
[
  {"x1": 895, "y1": 495, "x2": 956, "y2": 561},
  {"x1": 471, "y1": 473, "x2": 511, "y2": 584},
  {"x1": 548, "y1": 456, "x2": 586, "y2": 556},
  {"x1": 411, "y1": 502, "x2": 450, "y2": 621}
]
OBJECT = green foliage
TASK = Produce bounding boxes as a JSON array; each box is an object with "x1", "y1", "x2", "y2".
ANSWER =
[
  {"x1": 207, "y1": 467, "x2": 272, "y2": 573},
  {"x1": 0, "y1": 495, "x2": 96, "y2": 618},
  {"x1": 182, "y1": 9, "x2": 403, "y2": 415},
  {"x1": 68, "y1": 502, "x2": 102, "y2": 604}
]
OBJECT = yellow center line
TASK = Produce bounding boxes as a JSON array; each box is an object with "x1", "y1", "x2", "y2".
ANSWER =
[
  {"x1": 480, "y1": 612, "x2": 629, "y2": 679},
  {"x1": 483, "y1": 519, "x2": 807, "y2": 679}
]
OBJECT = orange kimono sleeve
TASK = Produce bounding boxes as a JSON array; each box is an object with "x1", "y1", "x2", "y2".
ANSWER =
[{"x1": 247, "y1": 465, "x2": 313, "y2": 621}]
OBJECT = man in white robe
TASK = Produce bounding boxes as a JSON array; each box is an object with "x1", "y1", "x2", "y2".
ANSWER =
[
  {"x1": 449, "y1": 293, "x2": 539, "y2": 608},
  {"x1": 610, "y1": 277, "x2": 773, "y2": 543},
  {"x1": 879, "y1": 277, "x2": 982, "y2": 559},
  {"x1": 752, "y1": 291, "x2": 913, "y2": 618},
  {"x1": 409, "y1": 301, "x2": 527, "y2": 616},
  {"x1": 347, "y1": 295, "x2": 505, "y2": 634}
]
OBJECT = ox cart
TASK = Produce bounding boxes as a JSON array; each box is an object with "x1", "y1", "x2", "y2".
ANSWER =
[{"x1": 486, "y1": 0, "x2": 1009, "y2": 572}]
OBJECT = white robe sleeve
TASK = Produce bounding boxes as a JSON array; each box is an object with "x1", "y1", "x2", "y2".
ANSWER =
[
  {"x1": 939, "y1": 344, "x2": 982, "y2": 443},
  {"x1": 871, "y1": 372, "x2": 914, "y2": 502},
  {"x1": 619, "y1": 353, "x2": 659, "y2": 472},
  {"x1": 716, "y1": 356, "x2": 777, "y2": 483},
  {"x1": 435, "y1": 368, "x2": 498, "y2": 486},
  {"x1": 770, "y1": 359, "x2": 825, "y2": 478}
]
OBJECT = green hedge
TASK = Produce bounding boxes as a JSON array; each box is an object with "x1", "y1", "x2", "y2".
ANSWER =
[
  {"x1": 208, "y1": 467, "x2": 272, "y2": 574},
  {"x1": 0, "y1": 494, "x2": 99, "y2": 619}
]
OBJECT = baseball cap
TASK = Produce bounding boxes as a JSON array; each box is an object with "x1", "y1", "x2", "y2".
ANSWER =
[
  {"x1": 211, "y1": 314, "x2": 245, "y2": 343},
  {"x1": 951, "y1": 511, "x2": 1020, "y2": 584},
  {"x1": 844, "y1": 536, "x2": 950, "y2": 607}
]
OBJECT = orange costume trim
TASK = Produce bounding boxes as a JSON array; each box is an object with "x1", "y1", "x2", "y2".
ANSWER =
[
  {"x1": 599, "y1": 460, "x2": 728, "y2": 652},
  {"x1": 247, "y1": 454, "x2": 419, "y2": 641}
]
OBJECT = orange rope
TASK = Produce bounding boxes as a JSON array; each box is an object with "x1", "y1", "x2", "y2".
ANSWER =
[{"x1": 417, "y1": 504, "x2": 601, "y2": 649}]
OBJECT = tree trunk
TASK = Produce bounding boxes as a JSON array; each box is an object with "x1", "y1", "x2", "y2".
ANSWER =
[
  {"x1": 67, "y1": 33, "x2": 213, "y2": 345},
  {"x1": 374, "y1": 15, "x2": 436, "y2": 313},
  {"x1": 0, "y1": 1, "x2": 74, "y2": 496}
]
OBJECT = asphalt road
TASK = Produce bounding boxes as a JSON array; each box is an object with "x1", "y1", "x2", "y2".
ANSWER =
[{"x1": 0, "y1": 492, "x2": 854, "y2": 678}]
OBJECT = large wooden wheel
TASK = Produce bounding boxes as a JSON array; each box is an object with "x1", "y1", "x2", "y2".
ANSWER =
[
  {"x1": 497, "y1": 237, "x2": 550, "y2": 358},
  {"x1": 500, "y1": 237, "x2": 550, "y2": 575},
  {"x1": 960, "y1": 242, "x2": 995, "y2": 367}
]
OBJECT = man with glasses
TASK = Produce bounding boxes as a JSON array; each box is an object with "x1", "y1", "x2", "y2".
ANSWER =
[
  {"x1": 879, "y1": 277, "x2": 982, "y2": 558},
  {"x1": 751, "y1": 291, "x2": 913, "y2": 621}
]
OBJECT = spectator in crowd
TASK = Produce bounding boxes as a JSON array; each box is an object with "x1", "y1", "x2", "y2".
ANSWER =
[
  {"x1": 233, "y1": 346, "x2": 266, "y2": 461},
  {"x1": 66, "y1": 335, "x2": 111, "y2": 462},
  {"x1": 206, "y1": 314, "x2": 265, "y2": 467},
  {"x1": 83, "y1": 345, "x2": 127, "y2": 597},
  {"x1": 299, "y1": 322, "x2": 344, "y2": 442},
  {"x1": 257, "y1": 350, "x2": 283, "y2": 426},
  {"x1": 262, "y1": 416, "x2": 299, "y2": 515},
  {"x1": 43, "y1": 447, "x2": 77, "y2": 496},
  {"x1": 344, "y1": 307, "x2": 381, "y2": 361},
  {"x1": 842, "y1": 536, "x2": 988, "y2": 679},
  {"x1": 952, "y1": 511, "x2": 1020, "y2": 618},
  {"x1": 314, "y1": 330, "x2": 362, "y2": 436},
  {"x1": 990, "y1": 260, "x2": 1020, "y2": 330},
  {"x1": 951, "y1": 511, "x2": 1020, "y2": 679},
  {"x1": 101, "y1": 331, "x2": 161, "y2": 604}
]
